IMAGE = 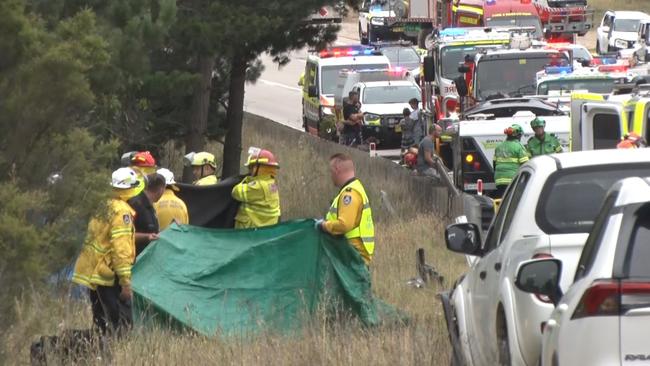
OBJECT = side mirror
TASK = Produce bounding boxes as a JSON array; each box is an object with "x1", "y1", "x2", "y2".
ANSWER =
[
  {"x1": 423, "y1": 55, "x2": 435, "y2": 82},
  {"x1": 458, "y1": 65, "x2": 470, "y2": 73},
  {"x1": 515, "y1": 258, "x2": 563, "y2": 306},
  {"x1": 298, "y1": 73, "x2": 305, "y2": 87},
  {"x1": 454, "y1": 76, "x2": 468, "y2": 97},
  {"x1": 445, "y1": 223, "x2": 482, "y2": 256},
  {"x1": 308, "y1": 85, "x2": 318, "y2": 98}
]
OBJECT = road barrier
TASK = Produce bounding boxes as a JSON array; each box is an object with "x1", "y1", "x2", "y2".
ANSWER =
[{"x1": 243, "y1": 113, "x2": 469, "y2": 222}]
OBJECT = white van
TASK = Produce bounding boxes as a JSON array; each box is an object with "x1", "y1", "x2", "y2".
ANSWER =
[{"x1": 596, "y1": 11, "x2": 650, "y2": 55}]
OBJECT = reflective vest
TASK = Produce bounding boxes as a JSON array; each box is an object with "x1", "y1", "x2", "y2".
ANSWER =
[
  {"x1": 232, "y1": 175, "x2": 281, "y2": 228},
  {"x1": 526, "y1": 133, "x2": 562, "y2": 157},
  {"x1": 494, "y1": 139, "x2": 529, "y2": 186},
  {"x1": 195, "y1": 175, "x2": 218, "y2": 186},
  {"x1": 325, "y1": 179, "x2": 375, "y2": 256},
  {"x1": 72, "y1": 198, "x2": 136, "y2": 290}
]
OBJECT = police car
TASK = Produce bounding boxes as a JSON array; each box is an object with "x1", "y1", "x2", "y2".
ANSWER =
[
  {"x1": 351, "y1": 78, "x2": 421, "y2": 148},
  {"x1": 299, "y1": 46, "x2": 390, "y2": 138}
]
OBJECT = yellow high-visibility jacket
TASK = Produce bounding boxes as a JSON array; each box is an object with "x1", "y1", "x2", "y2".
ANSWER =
[
  {"x1": 72, "y1": 198, "x2": 136, "y2": 290},
  {"x1": 323, "y1": 178, "x2": 375, "y2": 265},
  {"x1": 194, "y1": 175, "x2": 218, "y2": 186},
  {"x1": 231, "y1": 175, "x2": 280, "y2": 228},
  {"x1": 154, "y1": 188, "x2": 189, "y2": 230}
]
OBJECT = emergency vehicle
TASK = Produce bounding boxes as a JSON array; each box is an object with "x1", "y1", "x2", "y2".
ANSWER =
[
  {"x1": 444, "y1": 102, "x2": 569, "y2": 194},
  {"x1": 423, "y1": 27, "x2": 512, "y2": 119},
  {"x1": 458, "y1": 41, "x2": 570, "y2": 107},
  {"x1": 570, "y1": 85, "x2": 650, "y2": 151},
  {"x1": 535, "y1": 63, "x2": 634, "y2": 108},
  {"x1": 299, "y1": 46, "x2": 390, "y2": 138}
]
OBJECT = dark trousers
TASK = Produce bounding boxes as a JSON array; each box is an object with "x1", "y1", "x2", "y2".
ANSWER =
[
  {"x1": 493, "y1": 185, "x2": 508, "y2": 199},
  {"x1": 89, "y1": 283, "x2": 132, "y2": 336}
]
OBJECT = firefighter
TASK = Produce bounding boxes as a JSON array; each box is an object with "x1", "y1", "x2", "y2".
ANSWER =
[
  {"x1": 72, "y1": 167, "x2": 139, "y2": 335},
  {"x1": 493, "y1": 124, "x2": 529, "y2": 198},
  {"x1": 231, "y1": 148, "x2": 281, "y2": 229},
  {"x1": 154, "y1": 168, "x2": 189, "y2": 230},
  {"x1": 129, "y1": 151, "x2": 157, "y2": 195},
  {"x1": 526, "y1": 117, "x2": 562, "y2": 157},
  {"x1": 316, "y1": 153, "x2": 375, "y2": 266},
  {"x1": 184, "y1": 151, "x2": 218, "y2": 185},
  {"x1": 617, "y1": 132, "x2": 646, "y2": 149}
]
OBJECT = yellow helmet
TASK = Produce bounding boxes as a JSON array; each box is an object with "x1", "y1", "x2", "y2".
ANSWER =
[{"x1": 184, "y1": 151, "x2": 216, "y2": 168}]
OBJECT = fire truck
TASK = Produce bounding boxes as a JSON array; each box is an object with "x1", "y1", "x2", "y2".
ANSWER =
[
  {"x1": 451, "y1": 0, "x2": 593, "y2": 42},
  {"x1": 422, "y1": 27, "x2": 512, "y2": 119}
]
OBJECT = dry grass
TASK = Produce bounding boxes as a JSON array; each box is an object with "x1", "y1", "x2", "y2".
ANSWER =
[{"x1": 2, "y1": 114, "x2": 467, "y2": 365}]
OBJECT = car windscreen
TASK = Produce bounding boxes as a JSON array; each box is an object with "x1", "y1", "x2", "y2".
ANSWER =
[
  {"x1": 613, "y1": 18, "x2": 641, "y2": 32},
  {"x1": 380, "y1": 47, "x2": 421, "y2": 69},
  {"x1": 362, "y1": 85, "x2": 420, "y2": 104},
  {"x1": 536, "y1": 164, "x2": 650, "y2": 234},
  {"x1": 475, "y1": 53, "x2": 569, "y2": 100},
  {"x1": 440, "y1": 45, "x2": 478, "y2": 79},
  {"x1": 486, "y1": 16, "x2": 543, "y2": 38},
  {"x1": 538, "y1": 78, "x2": 618, "y2": 95},
  {"x1": 321, "y1": 64, "x2": 389, "y2": 95}
]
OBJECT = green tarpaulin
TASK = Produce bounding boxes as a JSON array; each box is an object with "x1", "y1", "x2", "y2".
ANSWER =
[{"x1": 132, "y1": 220, "x2": 398, "y2": 336}]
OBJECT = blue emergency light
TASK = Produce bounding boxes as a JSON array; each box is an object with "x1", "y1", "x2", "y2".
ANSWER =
[
  {"x1": 440, "y1": 28, "x2": 468, "y2": 37},
  {"x1": 486, "y1": 0, "x2": 496, "y2": 4},
  {"x1": 318, "y1": 46, "x2": 376, "y2": 58},
  {"x1": 544, "y1": 65, "x2": 572, "y2": 75}
]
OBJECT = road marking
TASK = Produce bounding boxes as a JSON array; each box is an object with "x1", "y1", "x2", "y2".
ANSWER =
[{"x1": 258, "y1": 79, "x2": 302, "y2": 92}]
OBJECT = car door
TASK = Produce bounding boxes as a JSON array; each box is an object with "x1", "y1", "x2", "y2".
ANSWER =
[
  {"x1": 618, "y1": 206, "x2": 650, "y2": 363},
  {"x1": 598, "y1": 12, "x2": 613, "y2": 54},
  {"x1": 467, "y1": 174, "x2": 523, "y2": 364}
]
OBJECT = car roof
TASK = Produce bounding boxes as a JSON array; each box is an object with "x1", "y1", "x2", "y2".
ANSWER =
[
  {"x1": 611, "y1": 11, "x2": 650, "y2": 20},
  {"x1": 531, "y1": 149, "x2": 650, "y2": 171},
  {"x1": 359, "y1": 80, "x2": 417, "y2": 87}
]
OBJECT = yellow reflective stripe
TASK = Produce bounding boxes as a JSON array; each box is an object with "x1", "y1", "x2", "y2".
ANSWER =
[
  {"x1": 455, "y1": 4, "x2": 483, "y2": 15},
  {"x1": 495, "y1": 157, "x2": 519, "y2": 163},
  {"x1": 571, "y1": 93, "x2": 604, "y2": 101},
  {"x1": 86, "y1": 241, "x2": 108, "y2": 254},
  {"x1": 495, "y1": 177, "x2": 513, "y2": 185},
  {"x1": 632, "y1": 101, "x2": 648, "y2": 134},
  {"x1": 518, "y1": 156, "x2": 529, "y2": 163}
]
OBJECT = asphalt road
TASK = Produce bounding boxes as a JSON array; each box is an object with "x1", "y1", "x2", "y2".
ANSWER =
[{"x1": 244, "y1": 21, "x2": 359, "y2": 131}]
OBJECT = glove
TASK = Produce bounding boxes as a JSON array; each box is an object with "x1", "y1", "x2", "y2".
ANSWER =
[{"x1": 314, "y1": 219, "x2": 324, "y2": 231}]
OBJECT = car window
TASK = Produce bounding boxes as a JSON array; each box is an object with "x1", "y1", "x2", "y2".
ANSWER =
[
  {"x1": 624, "y1": 204, "x2": 650, "y2": 278},
  {"x1": 483, "y1": 175, "x2": 519, "y2": 252},
  {"x1": 574, "y1": 193, "x2": 618, "y2": 282},
  {"x1": 499, "y1": 172, "x2": 531, "y2": 242},
  {"x1": 537, "y1": 164, "x2": 650, "y2": 234},
  {"x1": 592, "y1": 113, "x2": 621, "y2": 149}
]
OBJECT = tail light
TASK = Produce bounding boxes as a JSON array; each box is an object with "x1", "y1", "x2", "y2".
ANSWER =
[
  {"x1": 573, "y1": 280, "x2": 650, "y2": 319},
  {"x1": 463, "y1": 153, "x2": 481, "y2": 171},
  {"x1": 532, "y1": 253, "x2": 554, "y2": 303}
]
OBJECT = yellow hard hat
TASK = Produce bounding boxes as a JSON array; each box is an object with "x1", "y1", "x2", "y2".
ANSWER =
[{"x1": 184, "y1": 151, "x2": 216, "y2": 168}]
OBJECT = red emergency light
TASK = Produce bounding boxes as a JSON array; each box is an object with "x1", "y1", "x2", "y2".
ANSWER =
[
  {"x1": 318, "y1": 46, "x2": 377, "y2": 58},
  {"x1": 598, "y1": 64, "x2": 629, "y2": 73}
]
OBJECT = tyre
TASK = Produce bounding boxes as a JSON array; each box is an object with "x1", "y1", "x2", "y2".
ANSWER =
[{"x1": 359, "y1": 24, "x2": 369, "y2": 45}]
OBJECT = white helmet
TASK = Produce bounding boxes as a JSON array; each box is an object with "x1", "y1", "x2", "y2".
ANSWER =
[
  {"x1": 111, "y1": 167, "x2": 139, "y2": 189},
  {"x1": 157, "y1": 168, "x2": 176, "y2": 186}
]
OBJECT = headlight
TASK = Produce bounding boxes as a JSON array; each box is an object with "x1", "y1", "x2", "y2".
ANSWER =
[
  {"x1": 370, "y1": 17, "x2": 385, "y2": 26},
  {"x1": 364, "y1": 113, "x2": 381, "y2": 125},
  {"x1": 615, "y1": 39, "x2": 629, "y2": 49}
]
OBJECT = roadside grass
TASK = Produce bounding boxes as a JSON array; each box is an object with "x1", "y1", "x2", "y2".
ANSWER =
[{"x1": 2, "y1": 115, "x2": 467, "y2": 364}]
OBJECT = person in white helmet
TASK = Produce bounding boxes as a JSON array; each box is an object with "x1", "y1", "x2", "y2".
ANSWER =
[
  {"x1": 72, "y1": 167, "x2": 139, "y2": 335},
  {"x1": 154, "y1": 168, "x2": 189, "y2": 230}
]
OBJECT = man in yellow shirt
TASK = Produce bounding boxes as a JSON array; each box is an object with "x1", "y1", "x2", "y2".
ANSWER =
[
  {"x1": 184, "y1": 151, "x2": 218, "y2": 185},
  {"x1": 72, "y1": 167, "x2": 139, "y2": 334},
  {"x1": 316, "y1": 153, "x2": 375, "y2": 266},
  {"x1": 154, "y1": 168, "x2": 189, "y2": 230},
  {"x1": 231, "y1": 148, "x2": 281, "y2": 228}
]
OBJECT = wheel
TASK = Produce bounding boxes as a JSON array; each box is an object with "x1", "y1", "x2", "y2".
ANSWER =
[{"x1": 359, "y1": 24, "x2": 369, "y2": 45}]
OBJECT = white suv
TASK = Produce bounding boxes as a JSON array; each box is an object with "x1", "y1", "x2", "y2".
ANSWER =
[
  {"x1": 441, "y1": 149, "x2": 650, "y2": 366},
  {"x1": 596, "y1": 11, "x2": 650, "y2": 55},
  {"x1": 516, "y1": 175, "x2": 650, "y2": 366}
]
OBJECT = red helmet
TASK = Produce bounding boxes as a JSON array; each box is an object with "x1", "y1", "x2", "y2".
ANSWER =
[
  {"x1": 246, "y1": 149, "x2": 279, "y2": 167},
  {"x1": 131, "y1": 151, "x2": 156, "y2": 167}
]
